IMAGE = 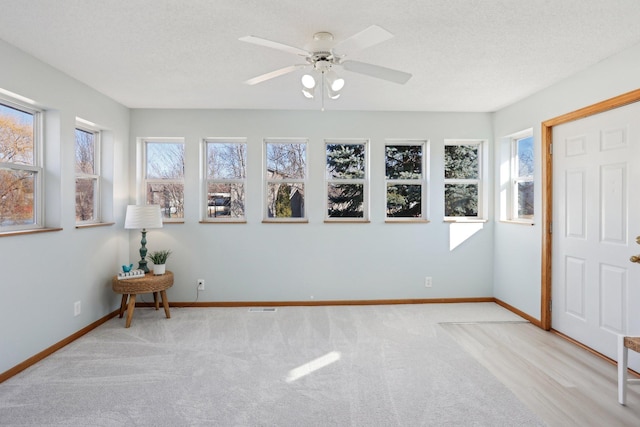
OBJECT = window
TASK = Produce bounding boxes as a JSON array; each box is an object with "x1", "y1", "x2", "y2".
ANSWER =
[
  {"x1": 385, "y1": 141, "x2": 427, "y2": 220},
  {"x1": 325, "y1": 140, "x2": 368, "y2": 220},
  {"x1": 75, "y1": 126, "x2": 100, "y2": 223},
  {"x1": 204, "y1": 139, "x2": 247, "y2": 221},
  {"x1": 510, "y1": 131, "x2": 534, "y2": 222},
  {"x1": 444, "y1": 140, "x2": 485, "y2": 220},
  {"x1": 0, "y1": 98, "x2": 42, "y2": 231},
  {"x1": 143, "y1": 139, "x2": 185, "y2": 221},
  {"x1": 264, "y1": 139, "x2": 306, "y2": 221}
]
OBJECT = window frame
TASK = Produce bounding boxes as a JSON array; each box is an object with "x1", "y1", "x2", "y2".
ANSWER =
[
  {"x1": 324, "y1": 139, "x2": 370, "y2": 222},
  {"x1": 263, "y1": 138, "x2": 308, "y2": 223},
  {"x1": 443, "y1": 139, "x2": 487, "y2": 222},
  {"x1": 141, "y1": 137, "x2": 185, "y2": 223},
  {"x1": 74, "y1": 124, "x2": 101, "y2": 225},
  {"x1": 508, "y1": 130, "x2": 534, "y2": 224},
  {"x1": 384, "y1": 139, "x2": 429, "y2": 222},
  {"x1": 0, "y1": 95, "x2": 44, "y2": 232},
  {"x1": 202, "y1": 138, "x2": 247, "y2": 223}
]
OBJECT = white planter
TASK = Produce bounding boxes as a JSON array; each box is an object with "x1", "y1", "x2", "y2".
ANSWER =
[{"x1": 153, "y1": 264, "x2": 166, "y2": 275}]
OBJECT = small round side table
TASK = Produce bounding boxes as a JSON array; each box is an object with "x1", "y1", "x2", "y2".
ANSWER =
[{"x1": 112, "y1": 270, "x2": 174, "y2": 328}]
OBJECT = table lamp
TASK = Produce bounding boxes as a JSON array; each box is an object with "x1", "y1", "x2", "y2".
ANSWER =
[{"x1": 124, "y1": 204, "x2": 163, "y2": 273}]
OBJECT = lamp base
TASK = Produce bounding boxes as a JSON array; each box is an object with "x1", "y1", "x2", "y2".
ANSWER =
[
  {"x1": 138, "y1": 228, "x2": 150, "y2": 273},
  {"x1": 138, "y1": 259, "x2": 150, "y2": 274}
]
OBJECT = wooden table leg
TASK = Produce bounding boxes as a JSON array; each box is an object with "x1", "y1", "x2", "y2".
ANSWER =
[
  {"x1": 125, "y1": 294, "x2": 137, "y2": 328},
  {"x1": 160, "y1": 290, "x2": 170, "y2": 319},
  {"x1": 119, "y1": 294, "x2": 128, "y2": 318},
  {"x1": 153, "y1": 291, "x2": 159, "y2": 310}
]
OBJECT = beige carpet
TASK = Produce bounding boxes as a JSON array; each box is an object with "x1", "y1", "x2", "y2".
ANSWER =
[{"x1": 0, "y1": 303, "x2": 543, "y2": 426}]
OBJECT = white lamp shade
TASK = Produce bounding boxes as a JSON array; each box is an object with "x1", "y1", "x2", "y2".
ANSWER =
[
  {"x1": 325, "y1": 70, "x2": 344, "y2": 91},
  {"x1": 327, "y1": 86, "x2": 341, "y2": 99},
  {"x1": 301, "y1": 74, "x2": 316, "y2": 89},
  {"x1": 124, "y1": 205, "x2": 163, "y2": 229},
  {"x1": 302, "y1": 87, "x2": 315, "y2": 98}
]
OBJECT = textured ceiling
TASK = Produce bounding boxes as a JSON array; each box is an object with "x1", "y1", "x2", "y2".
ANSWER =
[{"x1": 1, "y1": 0, "x2": 640, "y2": 112}]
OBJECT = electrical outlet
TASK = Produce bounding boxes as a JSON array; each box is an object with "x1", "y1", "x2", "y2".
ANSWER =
[
  {"x1": 424, "y1": 277, "x2": 432, "y2": 288},
  {"x1": 197, "y1": 279, "x2": 205, "y2": 291},
  {"x1": 74, "y1": 301, "x2": 81, "y2": 316}
]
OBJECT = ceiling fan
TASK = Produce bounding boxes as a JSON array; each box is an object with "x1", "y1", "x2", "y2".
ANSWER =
[{"x1": 239, "y1": 25, "x2": 412, "y2": 101}]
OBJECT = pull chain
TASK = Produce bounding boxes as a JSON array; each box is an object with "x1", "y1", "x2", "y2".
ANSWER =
[{"x1": 321, "y1": 71, "x2": 325, "y2": 112}]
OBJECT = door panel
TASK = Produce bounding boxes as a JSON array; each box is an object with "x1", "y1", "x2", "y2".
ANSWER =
[{"x1": 552, "y1": 101, "x2": 640, "y2": 370}]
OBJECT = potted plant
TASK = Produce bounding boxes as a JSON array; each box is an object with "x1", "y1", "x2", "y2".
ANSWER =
[{"x1": 148, "y1": 249, "x2": 171, "y2": 275}]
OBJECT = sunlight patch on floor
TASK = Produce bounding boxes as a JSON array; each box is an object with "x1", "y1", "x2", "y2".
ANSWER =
[{"x1": 286, "y1": 351, "x2": 341, "y2": 383}]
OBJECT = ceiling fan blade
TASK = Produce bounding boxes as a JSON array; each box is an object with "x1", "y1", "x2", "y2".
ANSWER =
[
  {"x1": 341, "y1": 60, "x2": 412, "y2": 84},
  {"x1": 239, "y1": 35, "x2": 310, "y2": 57},
  {"x1": 333, "y1": 25, "x2": 394, "y2": 56},
  {"x1": 244, "y1": 64, "x2": 306, "y2": 85}
]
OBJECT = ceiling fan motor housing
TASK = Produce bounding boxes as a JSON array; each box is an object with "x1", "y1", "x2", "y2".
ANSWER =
[{"x1": 311, "y1": 54, "x2": 334, "y2": 72}]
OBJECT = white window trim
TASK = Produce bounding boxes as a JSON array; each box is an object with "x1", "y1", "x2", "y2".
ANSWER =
[
  {"x1": 140, "y1": 137, "x2": 185, "y2": 223},
  {"x1": 202, "y1": 137, "x2": 247, "y2": 223},
  {"x1": 384, "y1": 139, "x2": 429, "y2": 222},
  {"x1": 443, "y1": 139, "x2": 487, "y2": 222},
  {"x1": 263, "y1": 138, "x2": 308, "y2": 222},
  {"x1": 506, "y1": 129, "x2": 534, "y2": 224},
  {"x1": 75, "y1": 123, "x2": 101, "y2": 225},
  {"x1": 0, "y1": 95, "x2": 44, "y2": 232},
  {"x1": 324, "y1": 139, "x2": 370, "y2": 222}
]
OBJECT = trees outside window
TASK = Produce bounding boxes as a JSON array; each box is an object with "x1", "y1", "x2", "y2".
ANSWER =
[
  {"x1": 264, "y1": 140, "x2": 306, "y2": 220},
  {"x1": 512, "y1": 134, "x2": 534, "y2": 221},
  {"x1": 205, "y1": 139, "x2": 246, "y2": 220},
  {"x1": 143, "y1": 140, "x2": 185, "y2": 220},
  {"x1": 444, "y1": 141, "x2": 484, "y2": 219},
  {"x1": 325, "y1": 140, "x2": 368, "y2": 220},
  {"x1": 0, "y1": 100, "x2": 42, "y2": 231},
  {"x1": 75, "y1": 127, "x2": 100, "y2": 223},
  {"x1": 385, "y1": 142, "x2": 426, "y2": 220}
]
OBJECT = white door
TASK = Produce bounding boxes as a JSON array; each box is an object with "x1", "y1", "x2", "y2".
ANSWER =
[{"x1": 552, "y1": 101, "x2": 640, "y2": 367}]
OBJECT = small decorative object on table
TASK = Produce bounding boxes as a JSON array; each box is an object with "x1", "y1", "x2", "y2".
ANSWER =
[
  {"x1": 117, "y1": 269, "x2": 145, "y2": 279},
  {"x1": 122, "y1": 263, "x2": 134, "y2": 272},
  {"x1": 148, "y1": 249, "x2": 172, "y2": 275}
]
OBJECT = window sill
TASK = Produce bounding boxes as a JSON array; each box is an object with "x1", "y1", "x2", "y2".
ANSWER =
[
  {"x1": 324, "y1": 219, "x2": 370, "y2": 224},
  {"x1": 385, "y1": 219, "x2": 430, "y2": 224},
  {"x1": 76, "y1": 222, "x2": 115, "y2": 229},
  {"x1": 443, "y1": 219, "x2": 489, "y2": 224},
  {"x1": 262, "y1": 219, "x2": 309, "y2": 224},
  {"x1": 499, "y1": 220, "x2": 535, "y2": 226},
  {"x1": 200, "y1": 220, "x2": 247, "y2": 224},
  {"x1": 0, "y1": 227, "x2": 63, "y2": 238}
]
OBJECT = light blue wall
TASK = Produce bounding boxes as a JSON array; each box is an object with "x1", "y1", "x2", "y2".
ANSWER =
[
  {"x1": 492, "y1": 42, "x2": 640, "y2": 320},
  {"x1": 3, "y1": 31, "x2": 640, "y2": 377},
  {"x1": 0, "y1": 40, "x2": 130, "y2": 374},
  {"x1": 129, "y1": 109, "x2": 495, "y2": 303}
]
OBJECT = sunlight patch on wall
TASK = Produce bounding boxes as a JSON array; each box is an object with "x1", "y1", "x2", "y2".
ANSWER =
[
  {"x1": 449, "y1": 222, "x2": 483, "y2": 251},
  {"x1": 286, "y1": 351, "x2": 341, "y2": 383}
]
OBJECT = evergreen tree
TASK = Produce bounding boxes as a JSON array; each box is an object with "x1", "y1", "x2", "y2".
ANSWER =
[
  {"x1": 385, "y1": 145, "x2": 422, "y2": 217},
  {"x1": 275, "y1": 184, "x2": 292, "y2": 217},
  {"x1": 444, "y1": 145, "x2": 479, "y2": 216},
  {"x1": 326, "y1": 144, "x2": 365, "y2": 217}
]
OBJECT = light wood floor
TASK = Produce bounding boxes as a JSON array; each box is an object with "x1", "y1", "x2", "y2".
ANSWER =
[{"x1": 441, "y1": 321, "x2": 640, "y2": 427}]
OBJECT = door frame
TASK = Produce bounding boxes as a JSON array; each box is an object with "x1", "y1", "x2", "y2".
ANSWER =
[{"x1": 540, "y1": 88, "x2": 640, "y2": 330}]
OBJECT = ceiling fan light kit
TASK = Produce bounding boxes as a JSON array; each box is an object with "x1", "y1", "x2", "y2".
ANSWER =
[
  {"x1": 240, "y1": 25, "x2": 412, "y2": 108},
  {"x1": 325, "y1": 70, "x2": 344, "y2": 91},
  {"x1": 301, "y1": 74, "x2": 316, "y2": 89}
]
